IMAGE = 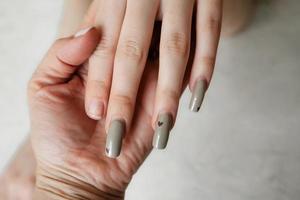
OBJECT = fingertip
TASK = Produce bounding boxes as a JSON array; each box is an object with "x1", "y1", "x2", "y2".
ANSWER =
[
  {"x1": 189, "y1": 79, "x2": 207, "y2": 112},
  {"x1": 86, "y1": 99, "x2": 105, "y2": 120}
]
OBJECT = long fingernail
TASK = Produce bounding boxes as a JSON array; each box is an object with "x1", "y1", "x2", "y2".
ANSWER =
[
  {"x1": 189, "y1": 80, "x2": 206, "y2": 112},
  {"x1": 74, "y1": 26, "x2": 93, "y2": 38},
  {"x1": 152, "y1": 114, "x2": 173, "y2": 149},
  {"x1": 88, "y1": 99, "x2": 104, "y2": 120},
  {"x1": 105, "y1": 120, "x2": 125, "y2": 158}
]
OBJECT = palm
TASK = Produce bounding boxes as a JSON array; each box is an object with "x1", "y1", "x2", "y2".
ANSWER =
[
  {"x1": 30, "y1": 58, "x2": 159, "y2": 192},
  {"x1": 30, "y1": 25, "x2": 193, "y2": 193}
]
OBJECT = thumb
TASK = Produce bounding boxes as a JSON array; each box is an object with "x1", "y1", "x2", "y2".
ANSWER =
[
  {"x1": 31, "y1": 27, "x2": 100, "y2": 90},
  {"x1": 57, "y1": 27, "x2": 100, "y2": 66}
]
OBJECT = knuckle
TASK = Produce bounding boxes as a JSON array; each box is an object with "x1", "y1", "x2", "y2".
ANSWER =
[
  {"x1": 199, "y1": 56, "x2": 216, "y2": 67},
  {"x1": 27, "y1": 73, "x2": 43, "y2": 96},
  {"x1": 118, "y1": 39, "x2": 145, "y2": 63},
  {"x1": 204, "y1": 17, "x2": 221, "y2": 33},
  {"x1": 77, "y1": 63, "x2": 89, "y2": 82},
  {"x1": 162, "y1": 32, "x2": 190, "y2": 56},
  {"x1": 110, "y1": 94, "x2": 134, "y2": 111},
  {"x1": 50, "y1": 65, "x2": 74, "y2": 78},
  {"x1": 87, "y1": 80, "x2": 109, "y2": 97},
  {"x1": 92, "y1": 36, "x2": 116, "y2": 58},
  {"x1": 34, "y1": 88, "x2": 59, "y2": 102},
  {"x1": 161, "y1": 89, "x2": 180, "y2": 103}
]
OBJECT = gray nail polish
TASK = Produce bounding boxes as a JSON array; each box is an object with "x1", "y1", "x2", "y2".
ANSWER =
[
  {"x1": 152, "y1": 114, "x2": 173, "y2": 149},
  {"x1": 105, "y1": 120, "x2": 125, "y2": 158},
  {"x1": 189, "y1": 80, "x2": 206, "y2": 112}
]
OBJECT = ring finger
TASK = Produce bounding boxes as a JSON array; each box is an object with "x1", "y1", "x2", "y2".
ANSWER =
[{"x1": 105, "y1": 0, "x2": 160, "y2": 158}]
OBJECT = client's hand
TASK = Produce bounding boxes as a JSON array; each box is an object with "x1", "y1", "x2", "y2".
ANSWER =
[
  {"x1": 28, "y1": 27, "x2": 167, "y2": 199},
  {"x1": 81, "y1": 0, "x2": 222, "y2": 156}
]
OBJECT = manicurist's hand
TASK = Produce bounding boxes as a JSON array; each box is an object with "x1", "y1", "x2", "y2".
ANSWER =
[
  {"x1": 0, "y1": 140, "x2": 36, "y2": 200},
  {"x1": 82, "y1": 0, "x2": 222, "y2": 157},
  {"x1": 28, "y1": 25, "x2": 186, "y2": 199}
]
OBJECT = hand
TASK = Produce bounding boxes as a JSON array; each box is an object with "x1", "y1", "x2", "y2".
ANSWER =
[
  {"x1": 28, "y1": 26, "x2": 178, "y2": 199},
  {"x1": 81, "y1": 0, "x2": 222, "y2": 157},
  {"x1": 0, "y1": 140, "x2": 36, "y2": 200}
]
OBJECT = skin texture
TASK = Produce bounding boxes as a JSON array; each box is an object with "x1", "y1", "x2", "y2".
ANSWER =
[
  {"x1": 82, "y1": 0, "x2": 223, "y2": 156},
  {"x1": 0, "y1": 2, "x2": 95, "y2": 199},
  {"x1": 0, "y1": 0, "x2": 256, "y2": 198},
  {"x1": 28, "y1": 26, "x2": 190, "y2": 199}
]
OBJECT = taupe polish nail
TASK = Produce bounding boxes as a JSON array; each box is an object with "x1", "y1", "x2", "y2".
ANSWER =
[
  {"x1": 189, "y1": 80, "x2": 206, "y2": 112},
  {"x1": 152, "y1": 114, "x2": 173, "y2": 149},
  {"x1": 105, "y1": 120, "x2": 125, "y2": 158}
]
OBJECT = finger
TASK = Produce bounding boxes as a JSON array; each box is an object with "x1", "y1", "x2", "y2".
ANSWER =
[
  {"x1": 189, "y1": 0, "x2": 222, "y2": 112},
  {"x1": 85, "y1": 0, "x2": 126, "y2": 120},
  {"x1": 105, "y1": 0, "x2": 159, "y2": 158},
  {"x1": 152, "y1": 0, "x2": 194, "y2": 149},
  {"x1": 30, "y1": 27, "x2": 100, "y2": 93}
]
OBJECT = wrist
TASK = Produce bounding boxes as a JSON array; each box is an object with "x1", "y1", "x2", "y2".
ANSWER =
[{"x1": 34, "y1": 165, "x2": 124, "y2": 200}]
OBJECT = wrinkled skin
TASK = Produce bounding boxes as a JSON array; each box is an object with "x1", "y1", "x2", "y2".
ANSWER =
[
  {"x1": 0, "y1": 23, "x2": 193, "y2": 199},
  {"x1": 27, "y1": 24, "x2": 193, "y2": 197},
  {"x1": 0, "y1": 0, "x2": 256, "y2": 197}
]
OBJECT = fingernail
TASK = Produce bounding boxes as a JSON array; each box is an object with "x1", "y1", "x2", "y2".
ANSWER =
[
  {"x1": 152, "y1": 114, "x2": 173, "y2": 149},
  {"x1": 88, "y1": 99, "x2": 104, "y2": 120},
  {"x1": 74, "y1": 26, "x2": 93, "y2": 38},
  {"x1": 105, "y1": 120, "x2": 125, "y2": 158},
  {"x1": 189, "y1": 80, "x2": 206, "y2": 112}
]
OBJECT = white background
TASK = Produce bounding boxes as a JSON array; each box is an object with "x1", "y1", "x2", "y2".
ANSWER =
[{"x1": 0, "y1": 0, "x2": 300, "y2": 199}]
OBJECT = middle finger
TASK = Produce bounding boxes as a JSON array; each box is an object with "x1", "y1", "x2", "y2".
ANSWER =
[{"x1": 105, "y1": 0, "x2": 160, "y2": 158}]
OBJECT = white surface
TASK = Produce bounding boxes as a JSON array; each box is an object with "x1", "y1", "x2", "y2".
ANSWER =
[
  {"x1": 0, "y1": 0, "x2": 63, "y2": 165},
  {"x1": 0, "y1": 0, "x2": 300, "y2": 199}
]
